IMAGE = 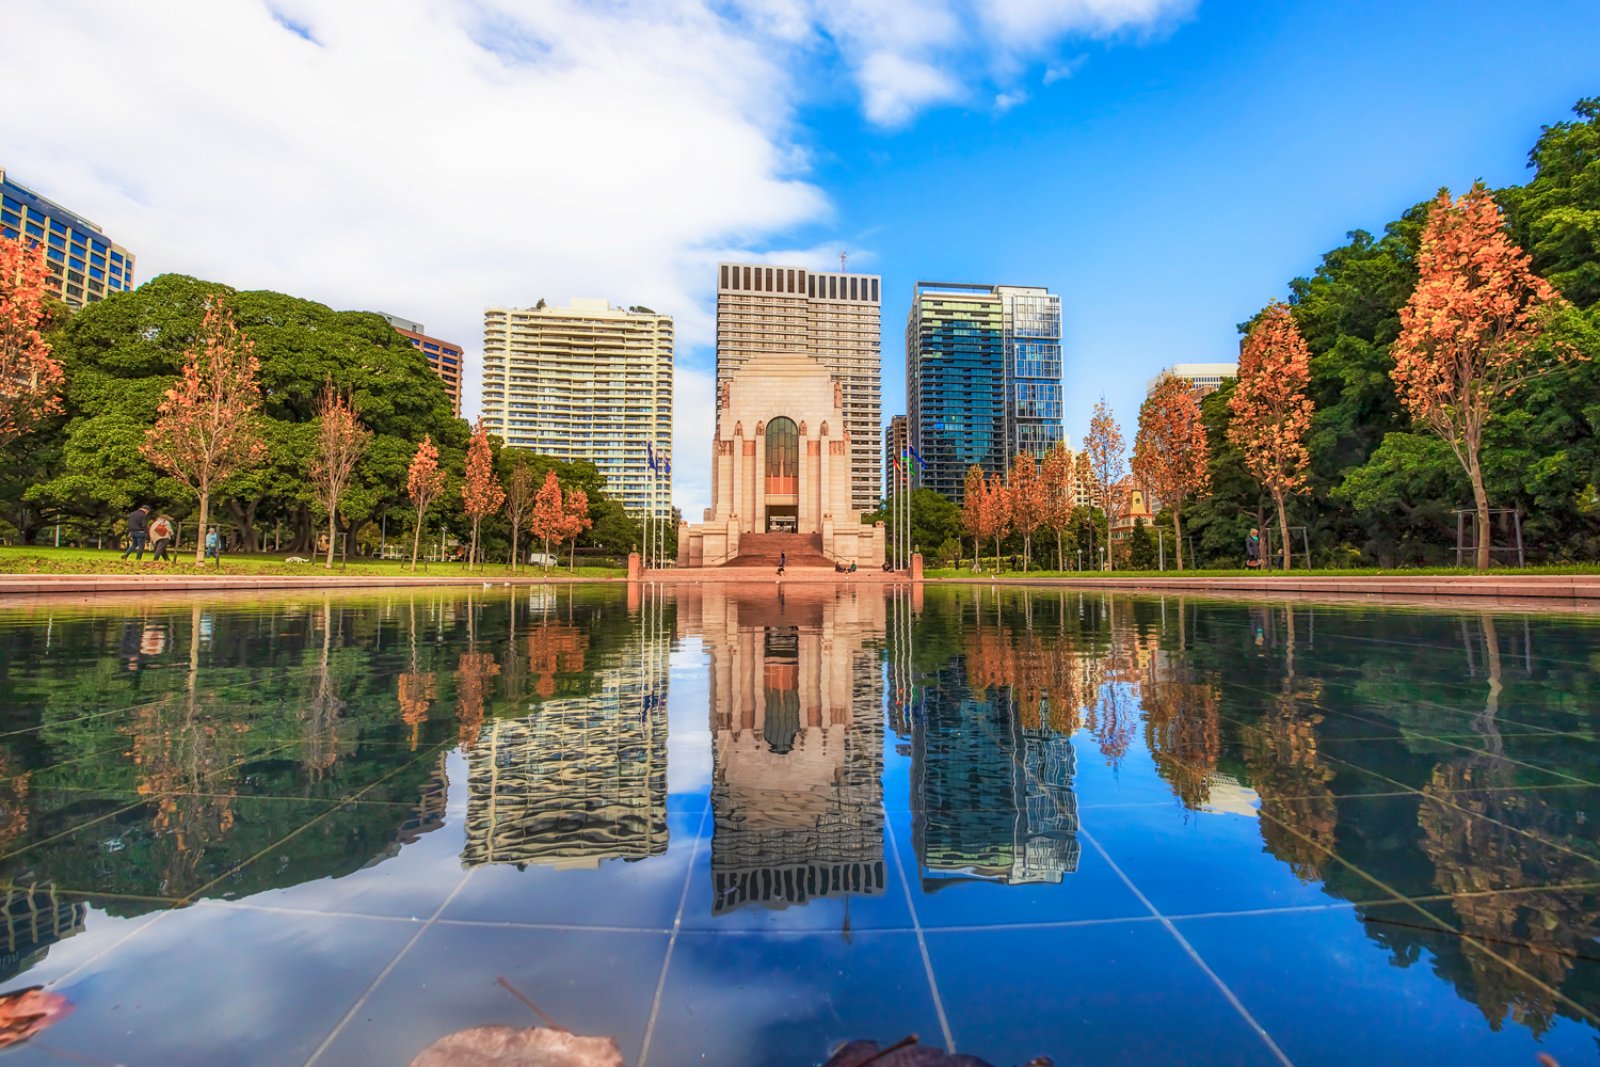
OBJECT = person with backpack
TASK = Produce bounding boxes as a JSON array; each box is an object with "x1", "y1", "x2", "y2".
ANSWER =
[{"x1": 149, "y1": 514, "x2": 175, "y2": 561}]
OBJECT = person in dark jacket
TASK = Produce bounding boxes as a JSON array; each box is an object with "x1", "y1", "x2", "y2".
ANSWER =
[
  {"x1": 121, "y1": 506, "x2": 150, "y2": 560},
  {"x1": 1245, "y1": 527, "x2": 1262, "y2": 569}
]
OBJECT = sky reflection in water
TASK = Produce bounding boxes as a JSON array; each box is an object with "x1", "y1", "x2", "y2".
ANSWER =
[{"x1": 0, "y1": 584, "x2": 1595, "y2": 1066}]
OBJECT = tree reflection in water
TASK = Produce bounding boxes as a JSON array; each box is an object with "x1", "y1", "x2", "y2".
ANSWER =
[{"x1": 0, "y1": 586, "x2": 1593, "y2": 1048}]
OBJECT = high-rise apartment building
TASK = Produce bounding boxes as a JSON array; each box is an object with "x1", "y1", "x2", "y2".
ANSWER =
[
  {"x1": 716, "y1": 263, "x2": 882, "y2": 513},
  {"x1": 1146, "y1": 362, "x2": 1238, "y2": 397},
  {"x1": 379, "y1": 313, "x2": 463, "y2": 415},
  {"x1": 884, "y1": 415, "x2": 908, "y2": 495},
  {"x1": 481, "y1": 299, "x2": 673, "y2": 518},
  {"x1": 0, "y1": 166, "x2": 134, "y2": 307},
  {"x1": 907, "y1": 282, "x2": 1063, "y2": 502}
]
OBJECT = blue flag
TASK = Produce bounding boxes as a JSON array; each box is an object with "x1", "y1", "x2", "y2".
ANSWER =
[
  {"x1": 647, "y1": 442, "x2": 657, "y2": 472},
  {"x1": 663, "y1": 458, "x2": 671, "y2": 476},
  {"x1": 908, "y1": 445, "x2": 928, "y2": 471}
]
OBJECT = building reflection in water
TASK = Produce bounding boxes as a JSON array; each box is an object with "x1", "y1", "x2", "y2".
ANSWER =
[
  {"x1": 462, "y1": 590, "x2": 671, "y2": 869},
  {"x1": 678, "y1": 586, "x2": 886, "y2": 914},
  {"x1": 0, "y1": 884, "x2": 86, "y2": 984},
  {"x1": 906, "y1": 590, "x2": 1081, "y2": 888}
]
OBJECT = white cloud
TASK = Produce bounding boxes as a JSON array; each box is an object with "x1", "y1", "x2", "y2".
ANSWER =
[
  {"x1": 3, "y1": 0, "x2": 1191, "y2": 518},
  {"x1": 3, "y1": 0, "x2": 826, "y2": 411},
  {"x1": 994, "y1": 89, "x2": 1030, "y2": 113}
]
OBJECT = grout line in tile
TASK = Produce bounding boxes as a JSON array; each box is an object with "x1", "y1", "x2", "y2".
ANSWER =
[
  {"x1": 178, "y1": 743, "x2": 452, "y2": 904},
  {"x1": 886, "y1": 806, "x2": 955, "y2": 1054},
  {"x1": 1248, "y1": 800, "x2": 1600, "y2": 1027},
  {"x1": 637, "y1": 800, "x2": 709, "y2": 1067},
  {"x1": 45, "y1": 907, "x2": 179, "y2": 991},
  {"x1": 1080, "y1": 828, "x2": 1295, "y2": 1067},
  {"x1": 302, "y1": 867, "x2": 478, "y2": 1067}
]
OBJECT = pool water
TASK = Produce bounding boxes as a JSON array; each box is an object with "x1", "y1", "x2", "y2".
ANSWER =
[{"x1": 0, "y1": 583, "x2": 1595, "y2": 1066}]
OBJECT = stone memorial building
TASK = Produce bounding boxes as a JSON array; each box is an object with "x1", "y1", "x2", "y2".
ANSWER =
[{"x1": 678, "y1": 351, "x2": 885, "y2": 568}]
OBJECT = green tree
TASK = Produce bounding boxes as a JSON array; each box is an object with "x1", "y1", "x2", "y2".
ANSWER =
[{"x1": 1127, "y1": 517, "x2": 1156, "y2": 570}]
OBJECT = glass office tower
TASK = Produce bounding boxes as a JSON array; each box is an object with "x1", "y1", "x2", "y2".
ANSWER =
[
  {"x1": 0, "y1": 166, "x2": 135, "y2": 307},
  {"x1": 907, "y1": 283, "x2": 1063, "y2": 502}
]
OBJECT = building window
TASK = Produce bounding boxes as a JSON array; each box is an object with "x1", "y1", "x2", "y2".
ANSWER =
[{"x1": 765, "y1": 416, "x2": 798, "y2": 494}]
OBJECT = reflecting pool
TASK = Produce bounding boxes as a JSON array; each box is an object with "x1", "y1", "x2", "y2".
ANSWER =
[{"x1": 0, "y1": 584, "x2": 1596, "y2": 1065}]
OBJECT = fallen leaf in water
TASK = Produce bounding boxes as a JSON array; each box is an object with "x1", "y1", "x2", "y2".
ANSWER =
[
  {"x1": 0, "y1": 986, "x2": 73, "y2": 1049},
  {"x1": 409, "y1": 1025, "x2": 624, "y2": 1067},
  {"x1": 824, "y1": 1036, "x2": 1052, "y2": 1067}
]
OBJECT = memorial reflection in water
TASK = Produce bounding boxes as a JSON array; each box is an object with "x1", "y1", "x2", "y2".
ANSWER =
[{"x1": 0, "y1": 585, "x2": 1592, "y2": 1066}]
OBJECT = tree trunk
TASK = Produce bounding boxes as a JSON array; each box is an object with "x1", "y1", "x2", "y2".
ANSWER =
[
  {"x1": 325, "y1": 505, "x2": 337, "y2": 569},
  {"x1": 510, "y1": 516, "x2": 520, "y2": 571},
  {"x1": 194, "y1": 492, "x2": 211, "y2": 566},
  {"x1": 470, "y1": 517, "x2": 481, "y2": 570},
  {"x1": 1274, "y1": 489, "x2": 1291, "y2": 571},
  {"x1": 1173, "y1": 506, "x2": 1184, "y2": 572},
  {"x1": 290, "y1": 506, "x2": 316, "y2": 555},
  {"x1": 542, "y1": 534, "x2": 550, "y2": 572},
  {"x1": 1022, "y1": 533, "x2": 1030, "y2": 572},
  {"x1": 569, "y1": 538, "x2": 575, "y2": 571},
  {"x1": 993, "y1": 534, "x2": 1000, "y2": 571},
  {"x1": 1469, "y1": 458, "x2": 1492, "y2": 571},
  {"x1": 410, "y1": 507, "x2": 425, "y2": 571},
  {"x1": 225, "y1": 498, "x2": 261, "y2": 553},
  {"x1": 1055, "y1": 529, "x2": 1063, "y2": 572}
]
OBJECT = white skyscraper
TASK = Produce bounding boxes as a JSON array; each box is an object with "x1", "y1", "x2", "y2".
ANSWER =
[{"x1": 481, "y1": 299, "x2": 673, "y2": 518}]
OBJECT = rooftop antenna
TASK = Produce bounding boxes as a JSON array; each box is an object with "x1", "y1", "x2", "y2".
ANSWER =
[{"x1": 839, "y1": 250, "x2": 847, "y2": 272}]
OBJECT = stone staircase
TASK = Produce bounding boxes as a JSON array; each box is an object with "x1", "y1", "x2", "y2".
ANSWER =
[{"x1": 724, "y1": 532, "x2": 833, "y2": 569}]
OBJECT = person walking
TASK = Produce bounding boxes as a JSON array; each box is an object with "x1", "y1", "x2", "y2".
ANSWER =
[
  {"x1": 204, "y1": 525, "x2": 221, "y2": 563},
  {"x1": 777, "y1": 550, "x2": 786, "y2": 577},
  {"x1": 1245, "y1": 527, "x2": 1262, "y2": 570},
  {"x1": 120, "y1": 506, "x2": 151, "y2": 560},
  {"x1": 149, "y1": 514, "x2": 175, "y2": 561}
]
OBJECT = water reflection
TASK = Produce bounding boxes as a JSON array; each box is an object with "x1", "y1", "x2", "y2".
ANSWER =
[
  {"x1": 464, "y1": 593, "x2": 670, "y2": 869},
  {"x1": 0, "y1": 586, "x2": 1593, "y2": 1063},
  {"x1": 680, "y1": 586, "x2": 886, "y2": 912}
]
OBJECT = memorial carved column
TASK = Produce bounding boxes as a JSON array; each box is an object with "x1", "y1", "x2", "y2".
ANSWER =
[{"x1": 754, "y1": 422, "x2": 766, "y2": 534}]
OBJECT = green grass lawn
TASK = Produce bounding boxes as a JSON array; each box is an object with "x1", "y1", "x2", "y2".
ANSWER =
[
  {"x1": 0, "y1": 545, "x2": 627, "y2": 579},
  {"x1": 923, "y1": 563, "x2": 1600, "y2": 579}
]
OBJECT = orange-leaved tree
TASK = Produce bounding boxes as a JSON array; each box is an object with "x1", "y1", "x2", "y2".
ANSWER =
[
  {"x1": 309, "y1": 380, "x2": 371, "y2": 569},
  {"x1": 984, "y1": 472, "x2": 1011, "y2": 568},
  {"x1": 0, "y1": 234, "x2": 64, "y2": 447},
  {"x1": 530, "y1": 469, "x2": 565, "y2": 570},
  {"x1": 1133, "y1": 373, "x2": 1210, "y2": 571},
  {"x1": 1391, "y1": 182, "x2": 1571, "y2": 570},
  {"x1": 961, "y1": 464, "x2": 986, "y2": 570},
  {"x1": 406, "y1": 435, "x2": 446, "y2": 571},
  {"x1": 503, "y1": 454, "x2": 537, "y2": 571},
  {"x1": 461, "y1": 419, "x2": 504, "y2": 569},
  {"x1": 1008, "y1": 451, "x2": 1046, "y2": 571},
  {"x1": 562, "y1": 487, "x2": 591, "y2": 571},
  {"x1": 1041, "y1": 442, "x2": 1075, "y2": 570},
  {"x1": 142, "y1": 295, "x2": 267, "y2": 564},
  {"x1": 1228, "y1": 302, "x2": 1314, "y2": 570},
  {"x1": 1084, "y1": 398, "x2": 1125, "y2": 568}
]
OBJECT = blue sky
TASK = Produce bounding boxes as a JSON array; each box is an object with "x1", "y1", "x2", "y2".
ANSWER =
[
  {"x1": 3, "y1": 0, "x2": 1597, "y2": 516},
  {"x1": 779, "y1": 0, "x2": 1600, "y2": 451}
]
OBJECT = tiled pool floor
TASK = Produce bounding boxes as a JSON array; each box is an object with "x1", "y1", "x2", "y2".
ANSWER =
[{"x1": 0, "y1": 586, "x2": 1594, "y2": 1065}]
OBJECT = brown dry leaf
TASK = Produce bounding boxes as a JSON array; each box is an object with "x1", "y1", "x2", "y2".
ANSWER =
[
  {"x1": 0, "y1": 986, "x2": 73, "y2": 1050},
  {"x1": 410, "y1": 1025, "x2": 624, "y2": 1067}
]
